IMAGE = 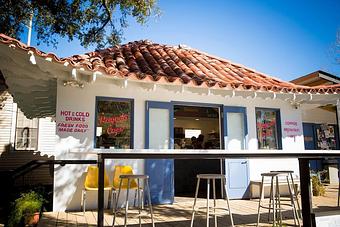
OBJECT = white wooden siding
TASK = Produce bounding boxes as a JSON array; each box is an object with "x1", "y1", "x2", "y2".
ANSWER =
[
  {"x1": 0, "y1": 92, "x2": 14, "y2": 153},
  {"x1": 38, "y1": 117, "x2": 56, "y2": 155}
]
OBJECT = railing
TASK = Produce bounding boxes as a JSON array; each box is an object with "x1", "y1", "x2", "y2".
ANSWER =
[
  {"x1": 95, "y1": 149, "x2": 340, "y2": 227},
  {"x1": 11, "y1": 159, "x2": 97, "y2": 179}
]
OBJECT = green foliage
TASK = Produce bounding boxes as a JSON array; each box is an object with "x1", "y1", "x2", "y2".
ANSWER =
[
  {"x1": 0, "y1": 0, "x2": 159, "y2": 48},
  {"x1": 8, "y1": 191, "x2": 44, "y2": 227},
  {"x1": 312, "y1": 175, "x2": 326, "y2": 196}
]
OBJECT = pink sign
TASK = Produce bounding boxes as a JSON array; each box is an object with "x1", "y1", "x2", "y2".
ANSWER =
[
  {"x1": 57, "y1": 110, "x2": 90, "y2": 133},
  {"x1": 283, "y1": 121, "x2": 300, "y2": 137}
]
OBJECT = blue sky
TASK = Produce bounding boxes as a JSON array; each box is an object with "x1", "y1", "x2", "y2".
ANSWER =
[{"x1": 25, "y1": 0, "x2": 340, "y2": 81}]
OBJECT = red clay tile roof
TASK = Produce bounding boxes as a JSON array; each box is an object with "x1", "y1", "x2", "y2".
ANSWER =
[{"x1": 0, "y1": 33, "x2": 339, "y2": 94}]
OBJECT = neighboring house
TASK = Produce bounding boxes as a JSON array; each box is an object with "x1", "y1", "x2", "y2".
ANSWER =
[
  {"x1": 291, "y1": 70, "x2": 340, "y2": 86},
  {"x1": 0, "y1": 34, "x2": 339, "y2": 211},
  {"x1": 0, "y1": 73, "x2": 55, "y2": 186}
]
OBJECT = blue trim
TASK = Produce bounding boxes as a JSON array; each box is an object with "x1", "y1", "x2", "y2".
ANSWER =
[
  {"x1": 94, "y1": 96, "x2": 134, "y2": 149},
  {"x1": 302, "y1": 123, "x2": 317, "y2": 150},
  {"x1": 223, "y1": 106, "x2": 250, "y2": 198},
  {"x1": 223, "y1": 106, "x2": 248, "y2": 138},
  {"x1": 255, "y1": 107, "x2": 282, "y2": 149},
  {"x1": 145, "y1": 101, "x2": 174, "y2": 204}
]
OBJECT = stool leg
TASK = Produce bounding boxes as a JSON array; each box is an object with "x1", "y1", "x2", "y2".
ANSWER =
[
  {"x1": 206, "y1": 179, "x2": 210, "y2": 227},
  {"x1": 112, "y1": 179, "x2": 123, "y2": 227},
  {"x1": 123, "y1": 179, "x2": 131, "y2": 227},
  {"x1": 275, "y1": 176, "x2": 282, "y2": 226},
  {"x1": 137, "y1": 179, "x2": 142, "y2": 227},
  {"x1": 134, "y1": 187, "x2": 138, "y2": 208},
  {"x1": 287, "y1": 175, "x2": 299, "y2": 226},
  {"x1": 271, "y1": 176, "x2": 276, "y2": 226},
  {"x1": 213, "y1": 179, "x2": 217, "y2": 227},
  {"x1": 257, "y1": 176, "x2": 265, "y2": 227},
  {"x1": 112, "y1": 190, "x2": 117, "y2": 214},
  {"x1": 81, "y1": 190, "x2": 86, "y2": 215},
  {"x1": 190, "y1": 178, "x2": 200, "y2": 227},
  {"x1": 268, "y1": 179, "x2": 273, "y2": 223},
  {"x1": 145, "y1": 178, "x2": 155, "y2": 227},
  {"x1": 338, "y1": 179, "x2": 340, "y2": 207},
  {"x1": 222, "y1": 177, "x2": 234, "y2": 227},
  {"x1": 290, "y1": 173, "x2": 302, "y2": 219}
]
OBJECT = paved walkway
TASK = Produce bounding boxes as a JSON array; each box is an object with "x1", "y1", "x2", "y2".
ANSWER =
[{"x1": 39, "y1": 184, "x2": 339, "y2": 226}]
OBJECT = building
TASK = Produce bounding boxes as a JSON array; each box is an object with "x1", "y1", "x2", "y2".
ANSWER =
[{"x1": 0, "y1": 34, "x2": 339, "y2": 211}]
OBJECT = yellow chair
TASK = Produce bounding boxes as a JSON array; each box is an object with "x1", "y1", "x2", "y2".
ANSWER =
[
  {"x1": 111, "y1": 166, "x2": 138, "y2": 210},
  {"x1": 112, "y1": 165, "x2": 138, "y2": 189},
  {"x1": 81, "y1": 165, "x2": 112, "y2": 214}
]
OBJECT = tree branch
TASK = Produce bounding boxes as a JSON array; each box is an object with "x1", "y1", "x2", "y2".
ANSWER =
[{"x1": 91, "y1": 0, "x2": 112, "y2": 38}]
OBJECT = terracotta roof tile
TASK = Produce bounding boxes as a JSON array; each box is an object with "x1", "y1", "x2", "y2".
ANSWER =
[{"x1": 0, "y1": 33, "x2": 339, "y2": 94}]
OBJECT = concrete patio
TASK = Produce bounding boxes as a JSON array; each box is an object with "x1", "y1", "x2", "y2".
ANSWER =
[{"x1": 38, "y1": 184, "x2": 339, "y2": 227}]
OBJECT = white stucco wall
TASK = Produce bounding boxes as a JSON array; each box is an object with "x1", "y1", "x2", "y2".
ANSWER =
[{"x1": 53, "y1": 77, "x2": 305, "y2": 211}]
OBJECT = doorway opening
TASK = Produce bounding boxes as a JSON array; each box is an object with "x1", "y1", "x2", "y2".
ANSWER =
[{"x1": 173, "y1": 105, "x2": 222, "y2": 197}]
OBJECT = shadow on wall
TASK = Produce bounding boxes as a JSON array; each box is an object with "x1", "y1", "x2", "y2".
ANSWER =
[
  {"x1": 0, "y1": 145, "x2": 54, "y2": 185},
  {"x1": 53, "y1": 135, "x2": 144, "y2": 211}
]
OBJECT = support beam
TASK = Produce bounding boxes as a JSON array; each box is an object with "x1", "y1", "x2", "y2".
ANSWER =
[
  {"x1": 299, "y1": 158, "x2": 314, "y2": 227},
  {"x1": 337, "y1": 99, "x2": 340, "y2": 138},
  {"x1": 97, "y1": 155, "x2": 105, "y2": 227}
]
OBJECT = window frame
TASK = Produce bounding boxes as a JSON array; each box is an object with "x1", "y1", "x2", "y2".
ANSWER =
[
  {"x1": 14, "y1": 108, "x2": 39, "y2": 151},
  {"x1": 255, "y1": 107, "x2": 282, "y2": 150},
  {"x1": 94, "y1": 96, "x2": 134, "y2": 149}
]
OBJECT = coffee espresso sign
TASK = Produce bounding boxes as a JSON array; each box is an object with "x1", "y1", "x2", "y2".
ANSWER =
[{"x1": 57, "y1": 110, "x2": 90, "y2": 133}]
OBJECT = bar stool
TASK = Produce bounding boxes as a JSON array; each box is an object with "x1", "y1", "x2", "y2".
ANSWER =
[
  {"x1": 190, "y1": 174, "x2": 234, "y2": 227},
  {"x1": 256, "y1": 172, "x2": 281, "y2": 226},
  {"x1": 112, "y1": 174, "x2": 155, "y2": 227},
  {"x1": 271, "y1": 170, "x2": 302, "y2": 221},
  {"x1": 257, "y1": 172, "x2": 301, "y2": 227}
]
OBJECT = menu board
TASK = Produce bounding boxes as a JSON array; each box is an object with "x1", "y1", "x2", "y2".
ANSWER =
[{"x1": 95, "y1": 99, "x2": 132, "y2": 149}]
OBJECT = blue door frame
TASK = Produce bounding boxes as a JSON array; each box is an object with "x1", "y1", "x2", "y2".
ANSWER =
[
  {"x1": 145, "y1": 101, "x2": 174, "y2": 204},
  {"x1": 223, "y1": 106, "x2": 250, "y2": 199},
  {"x1": 145, "y1": 101, "x2": 249, "y2": 202}
]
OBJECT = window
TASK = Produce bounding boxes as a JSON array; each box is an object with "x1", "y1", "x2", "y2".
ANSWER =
[
  {"x1": 256, "y1": 108, "x2": 281, "y2": 149},
  {"x1": 95, "y1": 97, "x2": 133, "y2": 149},
  {"x1": 15, "y1": 109, "x2": 38, "y2": 150}
]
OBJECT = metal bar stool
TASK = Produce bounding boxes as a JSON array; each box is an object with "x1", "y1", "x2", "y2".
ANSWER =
[
  {"x1": 190, "y1": 174, "x2": 234, "y2": 227},
  {"x1": 112, "y1": 174, "x2": 155, "y2": 227},
  {"x1": 257, "y1": 172, "x2": 282, "y2": 226},
  {"x1": 271, "y1": 170, "x2": 302, "y2": 223}
]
